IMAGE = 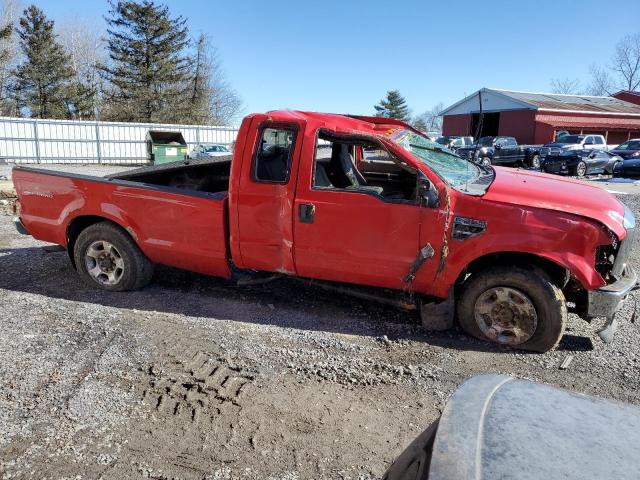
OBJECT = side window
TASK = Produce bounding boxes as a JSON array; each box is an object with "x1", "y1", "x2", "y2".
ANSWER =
[
  {"x1": 594, "y1": 136, "x2": 604, "y2": 145},
  {"x1": 254, "y1": 126, "x2": 296, "y2": 183},
  {"x1": 507, "y1": 137, "x2": 517, "y2": 147},
  {"x1": 584, "y1": 136, "x2": 593, "y2": 144},
  {"x1": 312, "y1": 132, "x2": 418, "y2": 203}
]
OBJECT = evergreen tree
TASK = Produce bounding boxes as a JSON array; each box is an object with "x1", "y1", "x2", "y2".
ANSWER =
[
  {"x1": 13, "y1": 5, "x2": 74, "y2": 118},
  {"x1": 0, "y1": 23, "x2": 11, "y2": 66},
  {"x1": 374, "y1": 90, "x2": 411, "y2": 122},
  {"x1": 101, "y1": 0, "x2": 191, "y2": 123}
]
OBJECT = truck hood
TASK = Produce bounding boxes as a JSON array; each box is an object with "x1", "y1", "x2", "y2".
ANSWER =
[{"x1": 482, "y1": 167, "x2": 626, "y2": 238}]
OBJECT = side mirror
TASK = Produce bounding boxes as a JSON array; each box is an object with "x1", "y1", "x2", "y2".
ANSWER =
[{"x1": 418, "y1": 174, "x2": 439, "y2": 208}]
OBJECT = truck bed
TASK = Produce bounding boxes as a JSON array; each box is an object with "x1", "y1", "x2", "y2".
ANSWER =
[{"x1": 12, "y1": 165, "x2": 232, "y2": 279}]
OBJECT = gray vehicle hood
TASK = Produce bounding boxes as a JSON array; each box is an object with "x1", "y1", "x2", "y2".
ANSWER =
[{"x1": 428, "y1": 375, "x2": 640, "y2": 480}]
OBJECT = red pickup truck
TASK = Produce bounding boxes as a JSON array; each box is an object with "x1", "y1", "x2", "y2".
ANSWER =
[{"x1": 12, "y1": 111, "x2": 637, "y2": 352}]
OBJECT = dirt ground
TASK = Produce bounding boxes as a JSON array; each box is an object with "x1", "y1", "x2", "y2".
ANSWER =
[{"x1": 1, "y1": 165, "x2": 640, "y2": 479}]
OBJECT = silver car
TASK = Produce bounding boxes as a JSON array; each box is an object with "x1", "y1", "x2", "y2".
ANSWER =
[{"x1": 190, "y1": 144, "x2": 231, "y2": 159}]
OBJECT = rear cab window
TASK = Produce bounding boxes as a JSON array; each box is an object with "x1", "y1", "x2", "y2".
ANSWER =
[{"x1": 253, "y1": 126, "x2": 297, "y2": 183}]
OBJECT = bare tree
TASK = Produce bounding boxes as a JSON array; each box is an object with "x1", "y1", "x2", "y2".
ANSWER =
[
  {"x1": 587, "y1": 32, "x2": 640, "y2": 95},
  {"x1": 414, "y1": 102, "x2": 445, "y2": 133},
  {"x1": 550, "y1": 77, "x2": 582, "y2": 95},
  {"x1": 57, "y1": 18, "x2": 106, "y2": 119},
  {"x1": 182, "y1": 34, "x2": 242, "y2": 126},
  {"x1": 587, "y1": 65, "x2": 616, "y2": 96},
  {"x1": 206, "y1": 43, "x2": 242, "y2": 125},
  {"x1": 0, "y1": 0, "x2": 20, "y2": 115},
  {"x1": 611, "y1": 33, "x2": 640, "y2": 91}
]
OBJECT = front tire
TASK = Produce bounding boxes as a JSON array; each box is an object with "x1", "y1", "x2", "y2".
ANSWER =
[
  {"x1": 74, "y1": 221, "x2": 154, "y2": 291},
  {"x1": 457, "y1": 265, "x2": 566, "y2": 352},
  {"x1": 574, "y1": 161, "x2": 587, "y2": 177},
  {"x1": 530, "y1": 154, "x2": 541, "y2": 170},
  {"x1": 480, "y1": 156, "x2": 492, "y2": 166}
]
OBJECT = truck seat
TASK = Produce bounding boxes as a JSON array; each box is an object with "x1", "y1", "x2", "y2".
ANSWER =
[
  {"x1": 314, "y1": 162, "x2": 334, "y2": 188},
  {"x1": 329, "y1": 144, "x2": 384, "y2": 195},
  {"x1": 257, "y1": 145, "x2": 289, "y2": 181}
]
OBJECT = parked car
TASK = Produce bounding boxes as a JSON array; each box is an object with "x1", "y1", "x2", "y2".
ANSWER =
[
  {"x1": 434, "y1": 135, "x2": 474, "y2": 152},
  {"x1": 189, "y1": 143, "x2": 231, "y2": 159},
  {"x1": 613, "y1": 153, "x2": 640, "y2": 178},
  {"x1": 384, "y1": 374, "x2": 640, "y2": 480},
  {"x1": 456, "y1": 136, "x2": 541, "y2": 168},
  {"x1": 610, "y1": 139, "x2": 640, "y2": 160},
  {"x1": 12, "y1": 111, "x2": 637, "y2": 352},
  {"x1": 540, "y1": 134, "x2": 608, "y2": 158},
  {"x1": 541, "y1": 149, "x2": 621, "y2": 177}
]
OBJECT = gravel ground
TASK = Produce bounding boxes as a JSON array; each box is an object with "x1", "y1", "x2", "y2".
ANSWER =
[{"x1": 1, "y1": 167, "x2": 640, "y2": 479}]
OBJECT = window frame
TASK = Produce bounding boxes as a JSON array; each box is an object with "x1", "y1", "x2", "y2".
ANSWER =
[
  {"x1": 311, "y1": 129, "x2": 420, "y2": 206},
  {"x1": 251, "y1": 122, "x2": 299, "y2": 185}
]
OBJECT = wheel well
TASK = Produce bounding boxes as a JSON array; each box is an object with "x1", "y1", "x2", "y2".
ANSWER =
[
  {"x1": 460, "y1": 252, "x2": 569, "y2": 288},
  {"x1": 66, "y1": 216, "x2": 120, "y2": 269}
]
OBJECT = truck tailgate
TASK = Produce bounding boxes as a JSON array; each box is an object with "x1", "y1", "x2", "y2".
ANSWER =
[{"x1": 13, "y1": 167, "x2": 231, "y2": 279}]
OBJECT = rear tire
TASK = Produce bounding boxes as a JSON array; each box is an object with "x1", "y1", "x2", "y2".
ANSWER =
[
  {"x1": 457, "y1": 265, "x2": 566, "y2": 352},
  {"x1": 74, "y1": 221, "x2": 154, "y2": 291},
  {"x1": 480, "y1": 157, "x2": 492, "y2": 166}
]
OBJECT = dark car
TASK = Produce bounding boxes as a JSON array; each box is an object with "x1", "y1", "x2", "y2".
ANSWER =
[
  {"x1": 541, "y1": 149, "x2": 621, "y2": 177},
  {"x1": 610, "y1": 139, "x2": 640, "y2": 160},
  {"x1": 456, "y1": 136, "x2": 541, "y2": 168},
  {"x1": 384, "y1": 375, "x2": 640, "y2": 480},
  {"x1": 613, "y1": 156, "x2": 640, "y2": 177}
]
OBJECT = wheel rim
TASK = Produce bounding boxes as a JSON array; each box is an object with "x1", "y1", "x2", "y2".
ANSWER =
[
  {"x1": 473, "y1": 286, "x2": 538, "y2": 346},
  {"x1": 84, "y1": 240, "x2": 125, "y2": 286},
  {"x1": 577, "y1": 162, "x2": 586, "y2": 176},
  {"x1": 482, "y1": 157, "x2": 491, "y2": 166},
  {"x1": 531, "y1": 155, "x2": 540, "y2": 169}
]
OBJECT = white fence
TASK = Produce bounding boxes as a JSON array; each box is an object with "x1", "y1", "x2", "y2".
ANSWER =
[{"x1": 0, "y1": 116, "x2": 239, "y2": 165}]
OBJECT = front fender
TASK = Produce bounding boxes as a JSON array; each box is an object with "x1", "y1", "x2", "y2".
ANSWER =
[{"x1": 428, "y1": 201, "x2": 611, "y2": 299}]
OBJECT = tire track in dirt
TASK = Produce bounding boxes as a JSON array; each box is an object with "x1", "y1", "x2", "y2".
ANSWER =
[{"x1": 142, "y1": 350, "x2": 254, "y2": 424}]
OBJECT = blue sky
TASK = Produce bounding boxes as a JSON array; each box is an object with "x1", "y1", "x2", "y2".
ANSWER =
[{"x1": 37, "y1": 0, "x2": 640, "y2": 119}]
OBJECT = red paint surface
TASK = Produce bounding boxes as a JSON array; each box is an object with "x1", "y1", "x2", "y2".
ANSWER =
[
  {"x1": 14, "y1": 110, "x2": 629, "y2": 299},
  {"x1": 612, "y1": 91, "x2": 640, "y2": 106},
  {"x1": 13, "y1": 169, "x2": 231, "y2": 279},
  {"x1": 498, "y1": 110, "x2": 536, "y2": 144},
  {"x1": 442, "y1": 114, "x2": 471, "y2": 136}
]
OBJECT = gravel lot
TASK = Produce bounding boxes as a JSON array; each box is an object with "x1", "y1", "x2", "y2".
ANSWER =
[{"x1": 1, "y1": 165, "x2": 640, "y2": 479}]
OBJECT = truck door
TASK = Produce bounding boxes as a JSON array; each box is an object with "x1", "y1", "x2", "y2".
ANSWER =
[
  {"x1": 292, "y1": 133, "x2": 443, "y2": 291},
  {"x1": 498, "y1": 138, "x2": 517, "y2": 163},
  {"x1": 234, "y1": 116, "x2": 304, "y2": 273}
]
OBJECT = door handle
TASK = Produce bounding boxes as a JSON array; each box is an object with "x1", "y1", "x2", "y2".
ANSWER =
[{"x1": 298, "y1": 203, "x2": 315, "y2": 224}]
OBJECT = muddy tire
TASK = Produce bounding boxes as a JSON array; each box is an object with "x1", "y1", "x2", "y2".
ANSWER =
[
  {"x1": 457, "y1": 265, "x2": 566, "y2": 352},
  {"x1": 74, "y1": 221, "x2": 154, "y2": 291}
]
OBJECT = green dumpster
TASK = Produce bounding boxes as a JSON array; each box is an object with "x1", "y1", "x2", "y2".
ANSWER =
[{"x1": 146, "y1": 130, "x2": 188, "y2": 164}]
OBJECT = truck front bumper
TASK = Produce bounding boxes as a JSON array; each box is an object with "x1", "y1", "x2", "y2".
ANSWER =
[
  {"x1": 14, "y1": 216, "x2": 29, "y2": 235},
  {"x1": 587, "y1": 266, "x2": 638, "y2": 343}
]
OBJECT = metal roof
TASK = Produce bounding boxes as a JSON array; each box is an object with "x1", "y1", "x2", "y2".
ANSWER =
[
  {"x1": 442, "y1": 88, "x2": 640, "y2": 116},
  {"x1": 496, "y1": 89, "x2": 640, "y2": 114}
]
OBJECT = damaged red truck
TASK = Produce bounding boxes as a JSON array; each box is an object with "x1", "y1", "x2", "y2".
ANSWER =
[{"x1": 12, "y1": 111, "x2": 638, "y2": 352}]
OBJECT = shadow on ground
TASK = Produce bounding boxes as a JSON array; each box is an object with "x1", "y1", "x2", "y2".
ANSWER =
[{"x1": 0, "y1": 245, "x2": 593, "y2": 353}]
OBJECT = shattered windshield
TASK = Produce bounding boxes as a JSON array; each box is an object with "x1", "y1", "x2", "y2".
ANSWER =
[{"x1": 388, "y1": 129, "x2": 493, "y2": 194}]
